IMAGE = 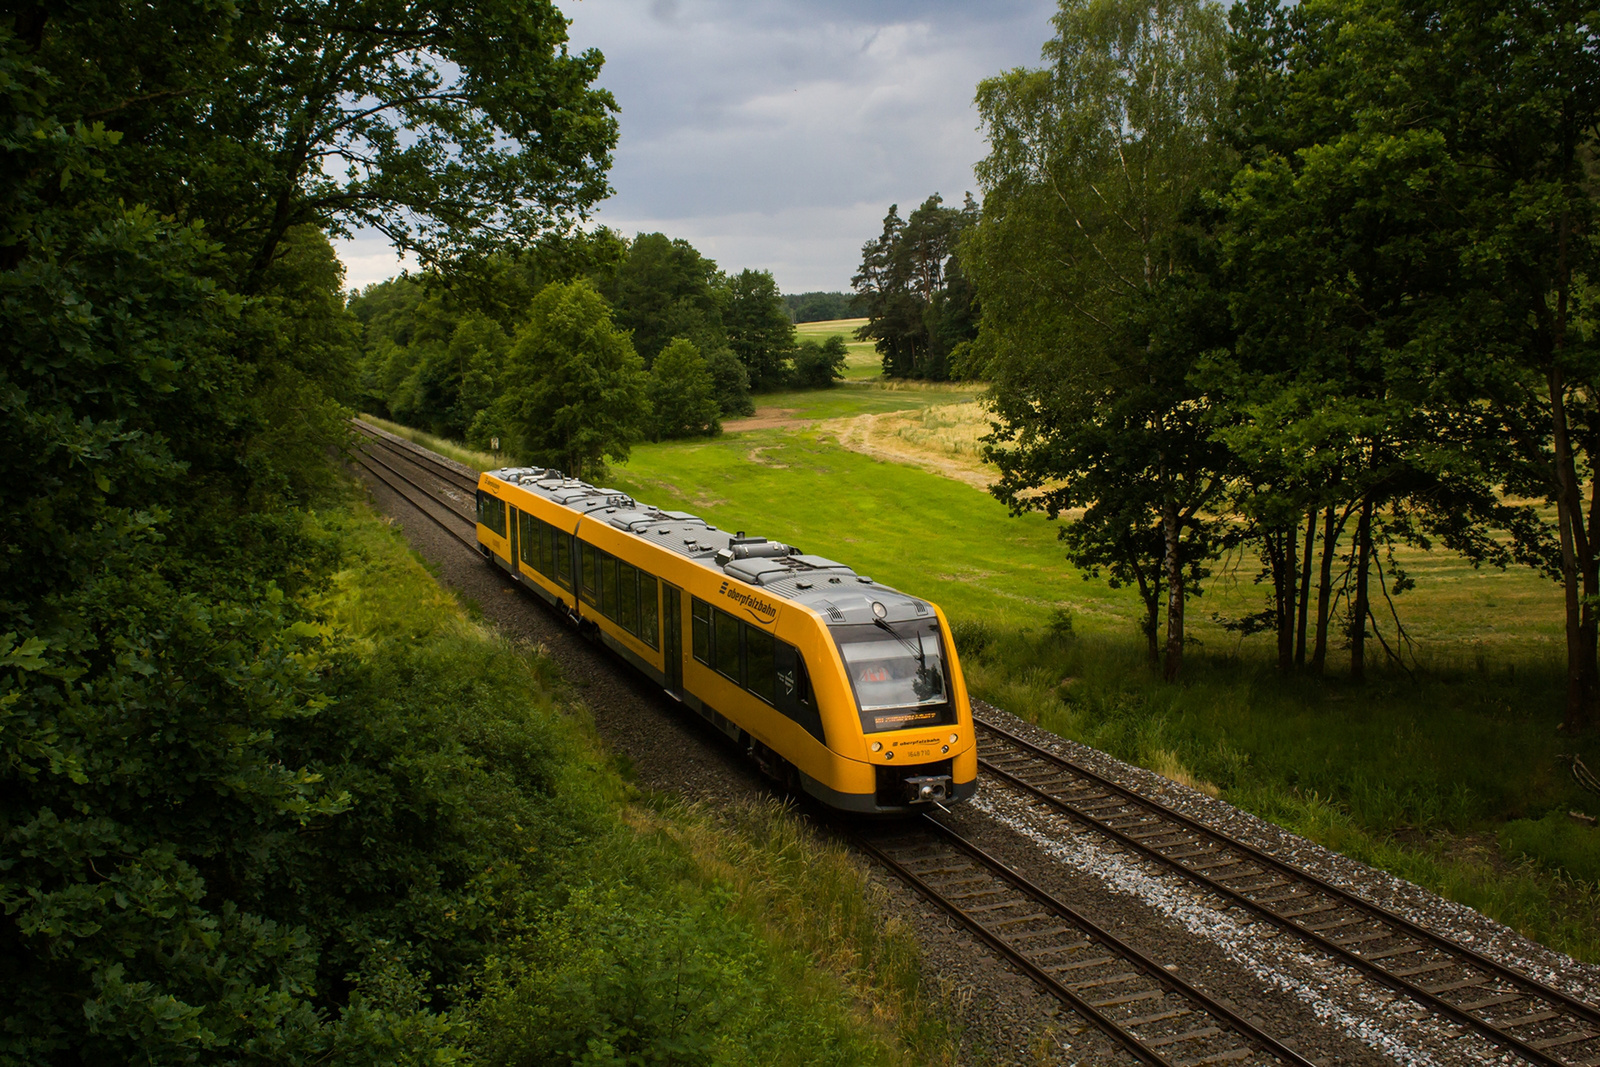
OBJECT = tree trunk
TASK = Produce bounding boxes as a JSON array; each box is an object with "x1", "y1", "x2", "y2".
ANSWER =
[
  {"x1": 1267, "y1": 528, "x2": 1293, "y2": 671},
  {"x1": 1550, "y1": 366, "x2": 1593, "y2": 731},
  {"x1": 1296, "y1": 507, "x2": 1316, "y2": 668},
  {"x1": 1162, "y1": 492, "x2": 1184, "y2": 682},
  {"x1": 1351, "y1": 496, "x2": 1373, "y2": 683},
  {"x1": 1281, "y1": 526, "x2": 1297, "y2": 671},
  {"x1": 1311, "y1": 505, "x2": 1337, "y2": 675},
  {"x1": 1551, "y1": 209, "x2": 1595, "y2": 730},
  {"x1": 1133, "y1": 562, "x2": 1161, "y2": 670}
]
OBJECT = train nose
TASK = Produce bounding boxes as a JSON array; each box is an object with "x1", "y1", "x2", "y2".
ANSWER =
[{"x1": 905, "y1": 775, "x2": 952, "y2": 803}]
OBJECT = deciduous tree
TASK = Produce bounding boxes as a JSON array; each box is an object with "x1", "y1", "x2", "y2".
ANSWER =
[
  {"x1": 498, "y1": 279, "x2": 650, "y2": 478},
  {"x1": 648, "y1": 337, "x2": 722, "y2": 439},
  {"x1": 966, "y1": 0, "x2": 1233, "y2": 680},
  {"x1": 722, "y1": 268, "x2": 796, "y2": 390}
]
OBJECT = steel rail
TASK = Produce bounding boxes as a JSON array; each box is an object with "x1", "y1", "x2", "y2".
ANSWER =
[
  {"x1": 352, "y1": 420, "x2": 480, "y2": 491},
  {"x1": 351, "y1": 447, "x2": 480, "y2": 553},
  {"x1": 972, "y1": 714, "x2": 1600, "y2": 1066},
  {"x1": 855, "y1": 817, "x2": 1317, "y2": 1067}
]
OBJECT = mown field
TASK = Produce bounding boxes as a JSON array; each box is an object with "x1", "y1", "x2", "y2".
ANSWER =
[
  {"x1": 372, "y1": 320, "x2": 1600, "y2": 964},
  {"x1": 611, "y1": 324, "x2": 1600, "y2": 963}
]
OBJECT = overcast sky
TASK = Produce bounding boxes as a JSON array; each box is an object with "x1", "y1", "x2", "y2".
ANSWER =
[{"x1": 334, "y1": 0, "x2": 1060, "y2": 294}]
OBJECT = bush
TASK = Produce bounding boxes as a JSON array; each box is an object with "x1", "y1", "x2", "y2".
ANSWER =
[{"x1": 793, "y1": 336, "x2": 848, "y2": 388}]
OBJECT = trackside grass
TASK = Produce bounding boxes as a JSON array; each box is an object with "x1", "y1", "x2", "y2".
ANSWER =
[
  {"x1": 321, "y1": 493, "x2": 960, "y2": 1063},
  {"x1": 603, "y1": 427, "x2": 1600, "y2": 963},
  {"x1": 369, "y1": 407, "x2": 1600, "y2": 964}
]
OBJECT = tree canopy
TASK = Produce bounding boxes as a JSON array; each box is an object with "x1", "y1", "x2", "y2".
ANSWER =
[
  {"x1": 0, "y1": 0, "x2": 622, "y2": 1057},
  {"x1": 649, "y1": 337, "x2": 723, "y2": 439},
  {"x1": 853, "y1": 194, "x2": 980, "y2": 381},
  {"x1": 966, "y1": 0, "x2": 1233, "y2": 679},
  {"x1": 497, "y1": 279, "x2": 651, "y2": 478}
]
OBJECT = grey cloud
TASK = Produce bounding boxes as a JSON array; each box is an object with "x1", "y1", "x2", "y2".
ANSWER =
[{"x1": 334, "y1": 1, "x2": 1058, "y2": 292}]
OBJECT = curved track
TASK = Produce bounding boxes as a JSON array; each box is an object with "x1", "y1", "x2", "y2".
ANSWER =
[
  {"x1": 856, "y1": 818, "x2": 1316, "y2": 1066},
  {"x1": 972, "y1": 717, "x2": 1600, "y2": 1066},
  {"x1": 349, "y1": 418, "x2": 1600, "y2": 1066}
]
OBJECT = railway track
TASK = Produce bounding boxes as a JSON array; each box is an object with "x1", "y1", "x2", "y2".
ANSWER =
[
  {"x1": 971, "y1": 716, "x2": 1600, "y2": 1066},
  {"x1": 856, "y1": 818, "x2": 1316, "y2": 1066},
  {"x1": 349, "y1": 419, "x2": 1600, "y2": 1066},
  {"x1": 350, "y1": 422, "x2": 473, "y2": 547}
]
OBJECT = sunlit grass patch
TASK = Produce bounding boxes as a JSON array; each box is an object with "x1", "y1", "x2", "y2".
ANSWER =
[{"x1": 359, "y1": 412, "x2": 510, "y2": 469}]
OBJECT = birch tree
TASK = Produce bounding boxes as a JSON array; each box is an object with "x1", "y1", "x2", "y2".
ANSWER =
[{"x1": 966, "y1": 0, "x2": 1233, "y2": 679}]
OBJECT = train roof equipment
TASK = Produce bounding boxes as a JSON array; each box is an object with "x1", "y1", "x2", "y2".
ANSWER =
[{"x1": 483, "y1": 466, "x2": 934, "y2": 626}]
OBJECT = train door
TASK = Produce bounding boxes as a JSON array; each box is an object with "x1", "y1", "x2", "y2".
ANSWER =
[
  {"x1": 663, "y1": 583, "x2": 684, "y2": 695},
  {"x1": 507, "y1": 506, "x2": 519, "y2": 574}
]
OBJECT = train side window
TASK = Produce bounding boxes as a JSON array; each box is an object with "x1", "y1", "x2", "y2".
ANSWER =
[
  {"x1": 745, "y1": 626, "x2": 776, "y2": 704},
  {"x1": 713, "y1": 609, "x2": 742, "y2": 683},
  {"x1": 599, "y1": 553, "x2": 618, "y2": 618},
  {"x1": 534, "y1": 519, "x2": 550, "y2": 575},
  {"x1": 617, "y1": 561, "x2": 639, "y2": 634},
  {"x1": 580, "y1": 543, "x2": 598, "y2": 605},
  {"x1": 556, "y1": 532, "x2": 573, "y2": 588},
  {"x1": 691, "y1": 598, "x2": 711, "y2": 663},
  {"x1": 475, "y1": 491, "x2": 506, "y2": 536},
  {"x1": 639, "y1": 575, "x2": 659, "y2": 648},
  {"x1": 518, "y1": 511, "x2": 537, "y2": 568}
]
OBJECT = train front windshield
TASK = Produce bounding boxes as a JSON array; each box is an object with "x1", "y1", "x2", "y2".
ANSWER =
[{"x1": 833, "y1": 620, "x2": 958, "y2": 734}]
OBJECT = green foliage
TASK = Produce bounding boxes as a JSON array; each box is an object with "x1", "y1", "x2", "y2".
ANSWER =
[
  {"x1": 783, "y1": 291, "x2": 857, "y2": 324},
  {"x1": 852, "y1": 195, "x2": 979, "y2": 381},
  {"x1": 648, "y1": 338, "x2": 722, "y2": 440},
  {"x1": 607, "y1": 233, "x2": 727, "y2": 366},
  {"x1": 9, "y1": 0, "x2": 617, "y2": 290},
  {"x1": 967, "y1": 0, "x2": 1233, "y2": 677},
  {"x1": 793, "y1": 336, "x2": 849, "y2": 389},
  {"x1": 496, "y1": 279, "x2": 650, "y2": 479},
  {"x1": 706, "y1": 348, "x2": 757, "y2": 417},
  {"x1": 1501, "y1": 813, "x2": 1600, "y2": 887},
  {"x1": 351, "y1": 230, "x2": 758, "y2": 434},
  {"x1": 722, "y1": 268, "x2": 796, "y2": 391}
]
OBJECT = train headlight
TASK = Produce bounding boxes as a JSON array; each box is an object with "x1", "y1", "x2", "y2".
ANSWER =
[
  {"x1": 884, "y1": 750, "x2": 894, "y2": 760},
  {"x1": 949, "y1": 734, "x2": 958, "y2": 745},
  {"x1": 941, "y1": 745, "x2": 950, "y2": 754},
  {"x1": 872, "y1": 601, "x2": 887, "y2": 619},
  {"x1": 871, "y1": 741, "x2": 882, "y2": 752}
]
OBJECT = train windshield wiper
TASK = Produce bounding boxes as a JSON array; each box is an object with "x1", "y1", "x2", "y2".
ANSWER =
[{"x1": 874, "y1": 616, "x2": 925, "y2": 666}]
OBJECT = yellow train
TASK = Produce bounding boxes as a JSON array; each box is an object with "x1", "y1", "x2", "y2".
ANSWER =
[{"x1": 474, "y1": 466, "x2": 978, "y2": 813}]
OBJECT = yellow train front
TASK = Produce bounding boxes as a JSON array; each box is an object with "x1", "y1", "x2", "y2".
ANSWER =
[{"x1": 473, "y1": 465, "x2": 978, "y2": 814}]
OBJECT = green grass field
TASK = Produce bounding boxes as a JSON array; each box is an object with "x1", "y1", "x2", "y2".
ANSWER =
[
  {"x1": 602, "y1": 386, "x2": 1600, "y2": 961},
  {"x1": 607, "y1": 424, "x2": 1565, "y2": 659},
  {"x1": 795, "y1": 317, "x2": 881, "y2": 380},
  {"x1": 733, "y1": 381, "x2": 984, "y2": 423},
  {"x1": 373, "y1": 364, "x2": 1600, "y2": 962}
]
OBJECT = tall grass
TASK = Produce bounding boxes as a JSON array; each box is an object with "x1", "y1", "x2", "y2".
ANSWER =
[
  {"x1": 956, "y1": 620, "x2": 1600, "y2": 961},
  {"x1": 334, "y1": 494, "x2": 958, "y2": 1062},
  {"x1": 360, "y1": 412, "x2": 508, "y2": 470}
]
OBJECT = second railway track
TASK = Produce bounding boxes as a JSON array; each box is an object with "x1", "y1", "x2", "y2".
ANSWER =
[
  {"x1": 857, "y1": 817, "x2": 1317, "y2": 1066},
  {"x1": 349, "y1": 418, "x2": 1600, "y2": 1067},
  {"x1": 972, "y1": 716, "x2": 1600, "y2": 1066}
]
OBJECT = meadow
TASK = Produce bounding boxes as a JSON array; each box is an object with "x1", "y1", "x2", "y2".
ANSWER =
[{"x1": 371, "y1": 321, "x2": 1600, "y2": 962}]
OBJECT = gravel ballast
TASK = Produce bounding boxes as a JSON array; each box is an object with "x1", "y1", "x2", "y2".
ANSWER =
[{"x1": 352, "y1": 438, "x2": 1599, "y2": 1065}]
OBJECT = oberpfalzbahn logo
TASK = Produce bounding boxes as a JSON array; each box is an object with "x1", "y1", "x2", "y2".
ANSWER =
[{"x1": 719, "y1": 581, "x2": 777, "y2": 623}]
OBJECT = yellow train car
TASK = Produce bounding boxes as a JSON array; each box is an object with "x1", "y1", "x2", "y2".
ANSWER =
[{"x1": 474, "y1": 466, "x2": 978, "y2": 814}]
